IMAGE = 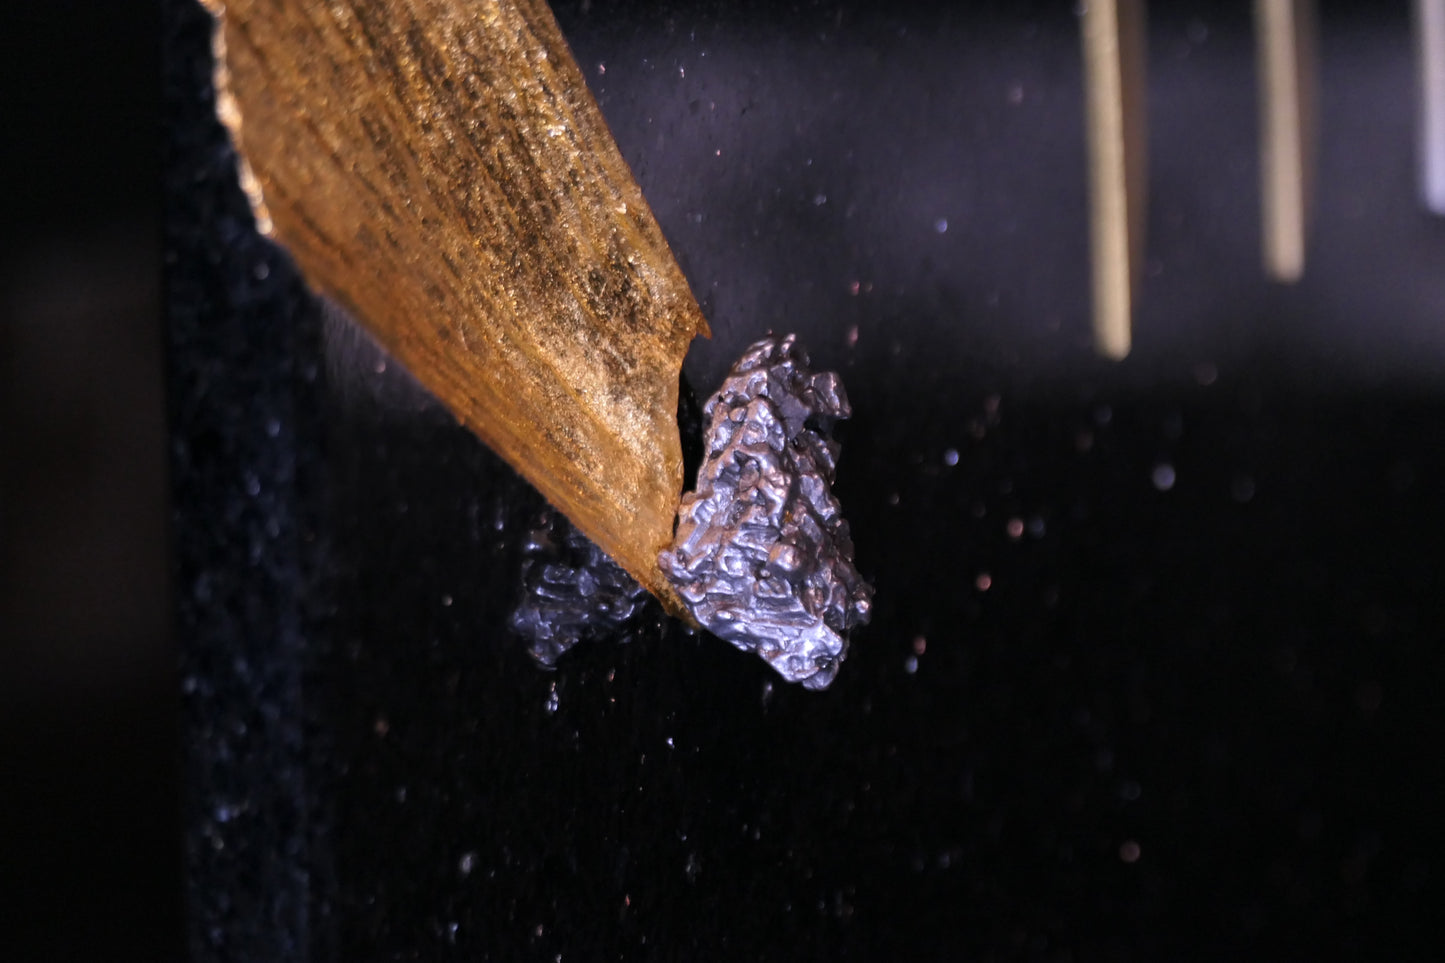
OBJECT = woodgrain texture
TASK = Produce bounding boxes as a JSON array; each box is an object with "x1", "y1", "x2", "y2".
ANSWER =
[{"x1": 200, "y1": 0, "x2": 710, "y2": 612}]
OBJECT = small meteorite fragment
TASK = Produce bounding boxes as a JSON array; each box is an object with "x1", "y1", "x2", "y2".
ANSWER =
[
  {"x1": 510, "y1": 509, "x2": 651, "y2": 667},
  {"x1": 659, "y1": 334, "x2": 873, "y2": 689}
]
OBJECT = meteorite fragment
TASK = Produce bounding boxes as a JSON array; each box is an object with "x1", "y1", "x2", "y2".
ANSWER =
[
  {"x1": 659, "y1": 334, "x2": 873, "y2": 689},
  {"x1": 510, "y1": 509, "x2": 651, "y2": 667}
]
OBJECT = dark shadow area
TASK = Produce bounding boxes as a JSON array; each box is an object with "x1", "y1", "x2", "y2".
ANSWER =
[{"x1": 0, "y1": 1, "x2": 176, "y2": 960}]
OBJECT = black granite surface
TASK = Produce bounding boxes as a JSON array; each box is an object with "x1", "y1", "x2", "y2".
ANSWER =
[{"x1": 166, "y1": 0, "x2": 1445, "y2": 959}]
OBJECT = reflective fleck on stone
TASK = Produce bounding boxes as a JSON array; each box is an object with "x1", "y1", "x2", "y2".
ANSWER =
[
  {"x1": 510, "y1": 509, "x2": 650, "y2": 667},
  {"x1": 660, "y1": 334, "x2": 873, "y2": 690}
]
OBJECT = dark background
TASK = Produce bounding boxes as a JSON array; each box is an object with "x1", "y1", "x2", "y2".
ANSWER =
[
  {"x1": 5, "y1": 0, "x2": 1445, "y2": 959},
  {"x1": 1, "y1": 0, "x2": 175, "y2": 959}
]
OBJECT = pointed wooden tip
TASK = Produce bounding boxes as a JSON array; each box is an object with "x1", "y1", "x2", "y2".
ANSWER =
[{"x1": 204, "y1": 0, "x2": 708, "y2": 613}]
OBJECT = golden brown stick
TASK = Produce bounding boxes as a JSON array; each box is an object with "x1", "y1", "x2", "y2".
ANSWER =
[
  {"x1": 1080, "y1": 0, "x2": 1147, "y2": 360},
  {"x1": 201, "y1": 0, "x2": 710, "y2": 613},
  {"x1": 1255, "y1": 0, "x2": 1318, "y2": 282}
]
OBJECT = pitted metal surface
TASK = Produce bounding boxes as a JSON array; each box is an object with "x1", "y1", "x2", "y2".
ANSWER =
[
  {"x1": 510, "y1": 509, "x2": 651, "y2": 668},
  {"x1": 660, "y1": 334, "x2": 873, "y2": 689}
]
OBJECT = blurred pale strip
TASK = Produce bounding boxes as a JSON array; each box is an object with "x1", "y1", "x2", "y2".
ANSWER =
[
  {"x1": 1256, "y1": 0, "x2": 1318, "y2": 282},
  {"x1": 200, "y1": 0, "x2": 710, "y2": 613},
  {"x1": 1080, "y1": 0, "x2": 1147, "y2": 360},
  {"x1": 1419, "y1": 0, "x2": 1445, "y2": 214}
]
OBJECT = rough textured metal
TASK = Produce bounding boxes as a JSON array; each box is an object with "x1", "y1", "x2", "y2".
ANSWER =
[
  {"x1": 510, "y1": 510, "x2": 651, "y2": 668},
  {"x1": 660, "y1": 335, "x2": 873, "y2": 690}
]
